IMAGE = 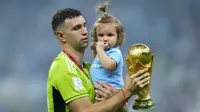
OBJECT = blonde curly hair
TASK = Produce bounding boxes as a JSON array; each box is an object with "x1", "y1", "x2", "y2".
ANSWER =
[{"x1": 91, "y1": 0, "x2": 125, "y2": 57}]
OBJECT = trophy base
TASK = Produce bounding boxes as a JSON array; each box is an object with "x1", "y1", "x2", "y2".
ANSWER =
[{"x1": 132, "y1": 97, "x2": 155, "y2": 110}]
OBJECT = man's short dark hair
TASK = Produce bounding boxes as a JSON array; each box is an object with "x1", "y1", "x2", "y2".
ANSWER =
[{"x1": 51, "y1": 8, "x2": 82, "y2": 32}]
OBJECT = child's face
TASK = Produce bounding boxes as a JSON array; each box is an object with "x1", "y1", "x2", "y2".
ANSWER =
[{"x1": 96, "y1": 23, "x2": 118, "y2": 48}]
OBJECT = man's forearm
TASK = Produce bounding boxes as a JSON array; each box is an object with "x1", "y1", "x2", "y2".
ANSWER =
[{"x1": 87, "y1": 90, "x2": 127, "y2": 112}]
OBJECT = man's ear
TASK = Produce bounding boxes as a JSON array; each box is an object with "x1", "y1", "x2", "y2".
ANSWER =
[{"x1": 55, "y1": 31, "x2": 66, "y2": 43}]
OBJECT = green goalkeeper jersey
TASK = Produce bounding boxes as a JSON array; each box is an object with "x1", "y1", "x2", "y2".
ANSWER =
[{"x1": 47, "y1": 51, "x2": 95, "y2": 112}]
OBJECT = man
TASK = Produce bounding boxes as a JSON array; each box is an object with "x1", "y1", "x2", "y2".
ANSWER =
[{"x1": 47, "y1": 8, "x2": 150, "y2": 112}]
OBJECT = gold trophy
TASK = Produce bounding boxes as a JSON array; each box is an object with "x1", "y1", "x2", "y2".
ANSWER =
[{"x1": 126, "y1": 43, "x2": 155, "y2": 110}]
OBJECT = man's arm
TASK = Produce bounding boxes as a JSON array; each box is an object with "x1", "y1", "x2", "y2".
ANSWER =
[
  {"x1": 69, "y1": 88, "x2": 126, "y2": 112},
  {"x1": 94, "y1": 81, "x2": 128, "y2": 112},
  {"x1": 69, "y1": 68, "x2": 150, "y2": 112},
  {"x1": 94, "y1": 81, "x2": 118, "y2": 102}
]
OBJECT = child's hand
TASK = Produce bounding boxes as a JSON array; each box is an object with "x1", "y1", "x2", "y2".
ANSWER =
[
  {"x1": 96, "y1": 41, "x2": 105, "y2": 50},
  {"x1": 96, "y1": 41, "x2": 110, "y2": 50}
]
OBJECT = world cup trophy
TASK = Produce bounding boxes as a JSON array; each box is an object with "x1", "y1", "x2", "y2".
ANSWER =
[{"x1": 126, "y1": 43, "x2": 155, "y2": 110}]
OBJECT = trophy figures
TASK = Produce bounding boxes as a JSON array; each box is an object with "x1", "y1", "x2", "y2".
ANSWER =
[{"x1": 126, "y1": 43, "x2": 155, "y2": 110}]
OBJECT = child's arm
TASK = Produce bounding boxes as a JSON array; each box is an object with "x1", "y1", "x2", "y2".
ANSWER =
[{"x1": 96, "y1": 42, "x2": 117, "y2": 71}]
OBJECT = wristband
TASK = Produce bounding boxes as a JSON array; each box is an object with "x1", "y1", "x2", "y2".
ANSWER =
[{"x1": 121, "y1": 88, "x2": 128, "y2": 104}]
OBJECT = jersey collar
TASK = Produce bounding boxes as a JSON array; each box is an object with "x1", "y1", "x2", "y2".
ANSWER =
[{"x1": 62, "y1": 49, "x2": 86, "y2": 75}]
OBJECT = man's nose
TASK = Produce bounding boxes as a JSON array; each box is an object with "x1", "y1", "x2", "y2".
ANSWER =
[{"x1": 82, "y1": 27, "x2": 88, "y2": 35}]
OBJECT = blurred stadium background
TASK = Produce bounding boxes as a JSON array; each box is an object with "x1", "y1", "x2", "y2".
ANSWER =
[{"x1": 0, "y1": 0, "x2": 200, "y2": 112}]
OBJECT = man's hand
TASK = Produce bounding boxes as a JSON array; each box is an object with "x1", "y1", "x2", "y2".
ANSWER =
[
  {"x1": 90, "y1": 42, "x2": 96, "y2": 50},
  {"x1": 94, "y1": 81, "x2": 118, "y2": 102},
  {"x1": 124, "y1": 68, "x2": 150, "y2": 99},
  {"x1": 94, "y1": 68, "x2": 150, "y2": 101},
  {"x1": 68, "y1": 69, "x2": 150, "y2": 112},
  {"x1": 94, "y1": 81, "x2": 128, "y2": 112}
]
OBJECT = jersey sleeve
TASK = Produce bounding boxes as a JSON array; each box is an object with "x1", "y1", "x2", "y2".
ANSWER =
[
  {"x1": 56, "y1": 72, "x2": 89, "y2": 104},
  {"x1": 107, "y1": 48, "x2": 122, "y2": 65}
]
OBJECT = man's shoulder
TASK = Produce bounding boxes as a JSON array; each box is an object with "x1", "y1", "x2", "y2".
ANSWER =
[
  {"x1": 49, "y1": 52, "x2": 66, "y2": 70},
  {"x1": 48, "y1": 52, "x2": 77, "y2": 77}
]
